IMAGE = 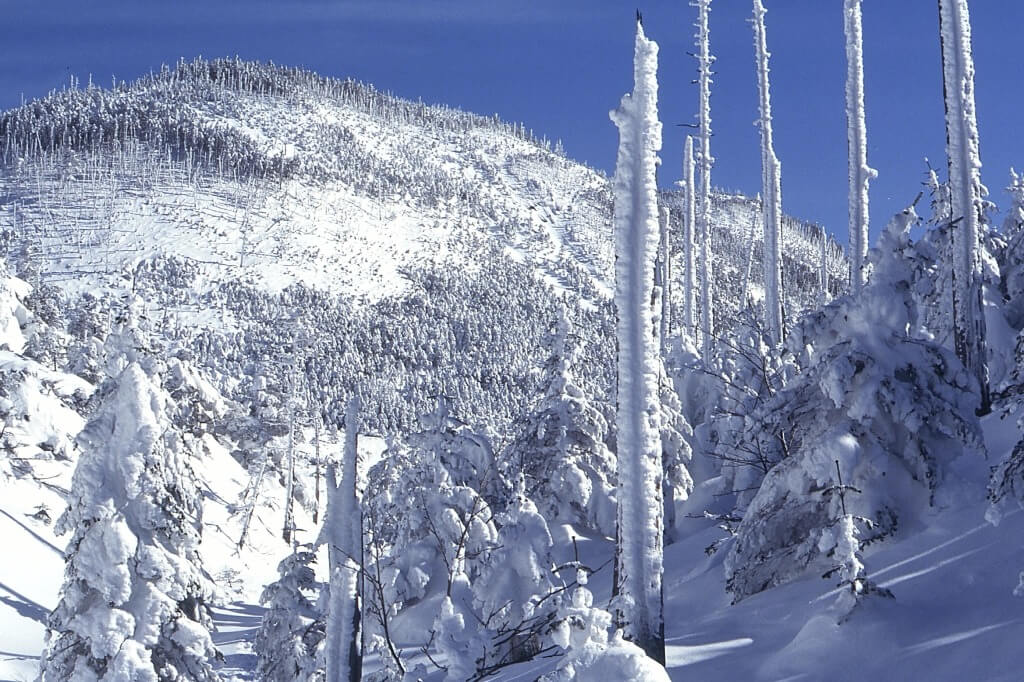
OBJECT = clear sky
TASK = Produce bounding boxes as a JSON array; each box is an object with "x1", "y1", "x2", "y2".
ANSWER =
[{"x1": 2, "y1": 0, "x2": 1022, "y2": 243}]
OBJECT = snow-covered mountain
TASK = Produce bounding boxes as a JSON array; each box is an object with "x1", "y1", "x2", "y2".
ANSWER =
[{"x1": 0, "y1": 58, "x2": 843, "y2": 308}]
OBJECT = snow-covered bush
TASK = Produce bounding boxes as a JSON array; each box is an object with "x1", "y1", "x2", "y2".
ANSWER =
[
  {"x1": 701, "y1": 311, "x2": 793, "y2": 516},
  {"x1": 362, "y1": 402, "x2": 499, "y2": 675},
  {"x1": 725, "y1": 206, "x2": 985, "y2": 602},
  {"x1": 470, "y1": 482, "x2": 559, "y2": 670},
  {"x1": 542, "y1": 569, "x2": 669, "y2": 682}
]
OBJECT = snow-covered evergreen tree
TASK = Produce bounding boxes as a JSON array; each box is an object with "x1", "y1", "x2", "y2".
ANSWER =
[
  {"x1": 844, "y1": 0, "x2": 877, "y2": 292},
  {"x1": 41, "y1": 362, "x2": 220, "y2": 682},
  {"x1": 470, "y1": 478, "x2": 559, "y2": 672},
  {"x1": 501, "y1": 311, "x2": 617, "y2": 535},
  {"x1": 939, "y1": 0, "x2": 991, "y2": 413},
  {"x1": 362, "y1": 400, "x2": 498, "y2": 676},
  {"x1": 725, "y1": 205, "x2": 984, "y2": 603},
  {"x1": 659, "y1": 376, "x2": 694, "y2": 543},
  {"x1": 752, "y1": 0, "x2": 784, "y2": 344},
  {"x1": 609, "y1": 17, "x2": 665, "y2": 663},
  {"x1": 1001, "y1": 169, "x2": 1024, "y2": 329},
  {"x1": 255, "y1": 547, "x2": 326, "y2": 681}
]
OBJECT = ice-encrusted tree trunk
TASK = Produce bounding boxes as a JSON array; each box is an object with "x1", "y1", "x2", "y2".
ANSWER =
[
  {"x1": 658, "y1": 206, "x2": 671, "y2": 351},
  {"x1": 682, "y1": 136, "x2": 698, "y2": 340},
  {"x1": 844, "y1": 0, "x2": 877, "y2": 293},
  {"x1": 819, "y1": 229, "x2": 830, "y2": 303},
  {"x1": 282, "y1": 367, "x2": 298, "y2": 546},
  {"x1": 696, "y1": 0, "x2": 716, "y2": 364},
  {"x1": 939, "y1": 0, "x2": 991, "y2": 414},
  {"x1": 752, "y1": 0, "x2": 784, "y2": 344},
  {"x1": 322, "y1": 396, "x2": 362, "y2": 682},
  {"x1": 741, "y1": 194, "x2": 761, "y2": 305},
  {"x1": 609, "y1": 18, "x2": 666, "y2": 664}
]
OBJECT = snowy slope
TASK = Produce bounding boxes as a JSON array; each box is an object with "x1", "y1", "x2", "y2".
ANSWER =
[{"x1": 0, "y1": 59, "x2": 842, "y2": 318}]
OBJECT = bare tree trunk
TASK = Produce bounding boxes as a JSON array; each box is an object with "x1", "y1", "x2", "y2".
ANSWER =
[{"x1": 938, "y1": 0, "x2": 991, "y2": 414}]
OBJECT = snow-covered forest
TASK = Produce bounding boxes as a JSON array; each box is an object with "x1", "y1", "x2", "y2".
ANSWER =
[{"x1": 2, "y1": 1, "x2": 1024, "y2": 680}]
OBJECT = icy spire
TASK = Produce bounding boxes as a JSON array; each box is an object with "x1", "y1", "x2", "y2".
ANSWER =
[
  {"x1": 752, "y1": 0, "x2": 784, "y2": 344},
  {"x1": 844, "y1": 0, "x2": 877, "y2": 293},
  {"x1": 609, "y1": 17, "x2": 666, "y2": 664},
  {"x1": 939, "y1": 0, "x2": 990, "y2": 413}
]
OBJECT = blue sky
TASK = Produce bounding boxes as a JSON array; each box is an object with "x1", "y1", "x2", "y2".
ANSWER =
[{"x1": 1, "y1": 0, "x2": 1022, "y2": 243}]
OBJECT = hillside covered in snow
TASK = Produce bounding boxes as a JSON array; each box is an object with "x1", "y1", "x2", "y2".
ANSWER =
[{"x1": 1, "y1": 47, "x2": 1023, "y2": 682}]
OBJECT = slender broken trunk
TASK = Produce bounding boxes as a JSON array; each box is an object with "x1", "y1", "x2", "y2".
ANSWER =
[
  {"x1": 682, "y1": 137, "x2": 698, "y2": 342},
  {"x1": 844, "y1": 0, "x2": 877, "y2": 293},
  {"x1": 697, "y1": 0, "x2": 716, "y2": 365},
  {"x1": 752, "y1": 0, "x2": 784, "y2": 344},
  {"x1": 938, "y1": 0, "x2": 991, "y2": 414}
]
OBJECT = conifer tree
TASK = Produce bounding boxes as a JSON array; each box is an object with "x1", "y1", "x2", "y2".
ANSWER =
[{"x1": 41, "y1": 363, "x2": 220, "y2": 682}]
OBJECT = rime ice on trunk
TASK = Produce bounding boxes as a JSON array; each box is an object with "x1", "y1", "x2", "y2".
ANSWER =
[
  {"x1": 609, "y1": 19, "x2": 666, "y2": 664},
  {"x1": 741, "y1": 194, "x2": 761, "y2": 306},
  {"x1": 844, "y1": 0, "x2": 877, "y2": 293},
  {"x1": 324, "y1": 396, "x2": 362, "y2": 682},
  {"x1": 658, "y1": 206, "x2": 671, "y2": 351},
  {"x1": 682, "y1": 137, "x2": 698, "y2": 340},
  {"x1": 752, "y1": 0, "x2": 784, "y2": 344},
  {"x1": 939, "y1": 0, "x2": 991, "y2": 413},
  {"x1": 283, "y1": 368, "x2": 298, "y2": 546},
  {"x1": 696, "y1": 0, "x2": 716, "y2": 364}
]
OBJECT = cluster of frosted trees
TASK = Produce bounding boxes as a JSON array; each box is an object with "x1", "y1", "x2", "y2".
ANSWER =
[{"x1": 609, "y1": 0, "x2": 1000, "y2": 665}]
